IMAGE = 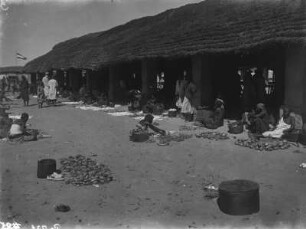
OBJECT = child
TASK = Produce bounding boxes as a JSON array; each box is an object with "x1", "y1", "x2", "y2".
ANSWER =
[{"x1": 37, "y1": 81, "x2": 45, "y2": 108}]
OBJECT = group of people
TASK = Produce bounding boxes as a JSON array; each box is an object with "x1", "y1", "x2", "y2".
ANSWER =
[
  {"x1": 37, "y1": 73, "x2": 58, "y2": 108},
  {"x1": 244, "y1": 103, "x2": 298, "y2": 139}
]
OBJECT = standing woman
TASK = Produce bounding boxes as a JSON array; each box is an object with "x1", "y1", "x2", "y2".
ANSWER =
[
  {"x1": 20, "y1": 76, "x2": 29, "y2": 106},
  {"x1": 47, "y1": 75, "x2": 58, "y2": 105}
]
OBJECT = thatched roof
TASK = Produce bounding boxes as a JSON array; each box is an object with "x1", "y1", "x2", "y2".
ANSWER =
[
  {"x1": 0, "y1": 66, "x2": 24, "y2": 74},
  {"x1": 25, "y1": 0, "x2": 306, "y2": 72}
]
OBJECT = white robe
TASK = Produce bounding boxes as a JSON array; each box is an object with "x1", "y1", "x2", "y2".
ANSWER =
[
  {"x1": 262, "y1": 117, "x2": 291, "y2": 138},
  {"x1": 47, "y1": 79, "x2": 58, "y2": 100}
]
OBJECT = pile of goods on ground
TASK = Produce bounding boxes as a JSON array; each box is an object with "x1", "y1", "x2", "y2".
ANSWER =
[
  {"x1": 195, "y1": 132, "x2": 229, "y2": 140},
  {"x1": 60, "y1": 155, "x2": 113, "y2": 186},
  {"x1": 234, "y1": 138, "x2": 291, "y2": 151}
]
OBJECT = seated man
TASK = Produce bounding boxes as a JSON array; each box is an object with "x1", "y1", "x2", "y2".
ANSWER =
[
  {"x1": 9, "y1": 113, "x2": 38, "y2": 141},
  {"x1": 263, "y1": 106, "x2": 295, "y2": 138},
  {"x1": 202, "y1": 97, "x2": 225, "y2": 129}
]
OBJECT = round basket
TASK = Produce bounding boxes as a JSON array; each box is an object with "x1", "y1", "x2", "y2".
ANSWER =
[
  {"x1": 228, "y1": 122, "x2": 243, "y2": 134},
  {"x1": 130, "y1": 132, "x2": 150, "y2": 142},
  {"x1": 218, "y1": 179, "x2": 260, "y2": 215},
  {"x1": 37, "y1": 159, "x2": 56, "y2": 178}
]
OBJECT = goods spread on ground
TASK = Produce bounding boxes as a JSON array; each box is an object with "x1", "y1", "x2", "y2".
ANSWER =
[
  {"x1": 59, "y1": 155, "x2": 113, "y2": 186},
  {"x1": 234, "y1": 138, "x2": 291, "y2": 151},
  {"x1": 195, "y1": 132, "x2": 229, "y2": 140}
]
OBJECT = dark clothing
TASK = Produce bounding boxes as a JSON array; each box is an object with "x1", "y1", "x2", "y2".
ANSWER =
[
  {"x1": 243, "y1": 73, "x2": 256, "y2": 112},
  {"x1": 249, "y1": 107, "x2": 270, "y2": 134},
  {"x1": 20, "y1": 80, "x2": 29, "y2": 102},
  {"x1": 178, "y1": 79, "x2": 188, "y2": 101},
  {"x1": 255, "y1": 75, "x2": 266, "y2": 104},
  {"x1": 204, "y1": 107, "x2": 225, "y2": 129},
  {"x1": 185, "y1": 82, "x2": 197, "y2": 105}
]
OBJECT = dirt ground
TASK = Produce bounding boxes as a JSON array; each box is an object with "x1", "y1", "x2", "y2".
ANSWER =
[{"x1": 1, "y1": 96, "x2": 306, "y2": 229}]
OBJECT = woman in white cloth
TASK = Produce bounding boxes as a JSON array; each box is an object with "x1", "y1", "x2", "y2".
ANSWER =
[
  {"x1": 47, "y1": 75, "x2": 58, "y2": 103},
  {"x1": 263, "y1": 106, "x2": 295, "y2": 138}
]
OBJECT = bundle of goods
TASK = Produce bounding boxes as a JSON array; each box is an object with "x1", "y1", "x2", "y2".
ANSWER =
[
  {"x1": 234, "y1": 138, "x2": 290, "y2": 151},
  {"x1": 228, "y1": 121, "x2": 244, "y2": 134},
  {"x1": 60, "y1": 155, "x2": 113, "y2": 186},
  {"x1": 129, "y1": 128, "x2": 150, "y2": 142},
  {"x1": 195, "y1": 132, "x2": 229, "y2": 140},
  {"x1": 168, "y1": 109, "x2": 177, "y2": 117}
]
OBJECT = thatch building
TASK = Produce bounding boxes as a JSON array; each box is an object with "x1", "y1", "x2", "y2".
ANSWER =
[{"x1": 24, "y1": 0, "x2": 306, "y2": 119}]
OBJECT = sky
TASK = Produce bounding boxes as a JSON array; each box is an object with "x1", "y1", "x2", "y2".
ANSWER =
[{"x1": 0, "y1": 0, "x2": 202, "y2": 67}]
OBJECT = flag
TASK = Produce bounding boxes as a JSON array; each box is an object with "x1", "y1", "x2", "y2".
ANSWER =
[{"x1": 16, "y1": 52, "x2": 27, "y2": 60}]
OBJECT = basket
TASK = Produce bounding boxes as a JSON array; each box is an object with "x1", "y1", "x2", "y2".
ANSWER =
[
  {"x1": 129, "y1": 132, "x2": 150, "y2": 142},
  {"x1": 228, "y1": 122, "x2": 243, "y2": 134},
  {"x1": 218, "y1": 180, "x2": 260, "y2": 215},
  {"x1": 37, "y1": 159, "x2": 56, "y2": 178}
]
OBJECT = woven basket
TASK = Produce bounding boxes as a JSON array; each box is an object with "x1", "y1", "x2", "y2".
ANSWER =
[
  {"x1": 218, "y1": 179, "x2": 260, "y2": 215},
  {"x1": 228, "y1": 122, "x2": 243, "y2": 134}
]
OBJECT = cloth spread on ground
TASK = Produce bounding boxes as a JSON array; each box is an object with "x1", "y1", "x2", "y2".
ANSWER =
[{"x1": 262, "y1": 117, "x2": 291, "y2": 138}]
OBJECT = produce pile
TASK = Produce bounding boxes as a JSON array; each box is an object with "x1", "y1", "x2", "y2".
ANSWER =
[
  {"x1": 234, "y1": 138, "x2": 291, "y2": 151},
  {"x1": 195, "y1": 132, "x2": 229, "y2": 140},
  {"x1": 60, "y1": 155, "x2": 113, "y2": 186}
]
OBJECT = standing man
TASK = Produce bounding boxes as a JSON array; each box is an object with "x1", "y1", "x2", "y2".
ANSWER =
[{"x1": 42, "y1": 72, "x2": 49, "y2": 99}]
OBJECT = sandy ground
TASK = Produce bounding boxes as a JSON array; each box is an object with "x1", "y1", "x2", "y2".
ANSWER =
[{"x1": 1, "y1": 96, "x2": 306, "y2": 229}]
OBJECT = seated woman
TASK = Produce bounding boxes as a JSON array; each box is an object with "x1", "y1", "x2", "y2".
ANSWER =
[
  {"x1": 248, "y1": 103, "x2": 271, "y2": 134},
  {"x1": 203, "y1": 97, "x2": 225, "y2": 129},
  {"x1": 263, "y1": 106, "x2": 295, "y2": 138},
  {"x1": 8, "y1": 113, "x2": 38, "y2": 141}
]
